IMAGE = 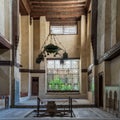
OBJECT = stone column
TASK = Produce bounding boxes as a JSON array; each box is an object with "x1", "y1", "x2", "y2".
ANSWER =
[
  {"x1": 40, "y1": 16, "x2": 49, "y2": 69},
  {"x1": 28, "y1": 17, "x2": 33, "y2": 97},
  {"x1": 97, "y1": 0, "x2": 105, "y2": 58},
  {"x1": 11, "y1": 0, "x2": 19, "y2": 107},
  {"x1": 33, "y1": 19, "x2": 40, "y2": 69},
  {"x1": 20, "y1": 15, "x2": 30, "y2": 98},
  {"x1": 29, "y1": 17, "x2": 33, "y2": 69},
  {"x1": 86, "y1": 12, "x2": 91, "y2": 67},
  {"x1": 111, "y1": 0, "x2": 117, "y2": 46},
  {"x1": 105, "y1": 0, "x2": 111, "y2": 51},
  {"x1": 80, "y1": 15, "x2": 88, "y2": 94}
]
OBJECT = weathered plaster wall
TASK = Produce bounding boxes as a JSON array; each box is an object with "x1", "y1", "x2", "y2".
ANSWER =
[
  {"x1": 38, "y1": 16, "x2": 81, "y2": 98},
  {"x1": 105, "y1": 0, "x2": 111, "y2": 51},
  {"x1": 19, "y1": 10, "x2": 91, "y2": 99},
  {"x1": 20, "y1": 15, "x2": 32, "y2": 96},
  {"x1": 97, "y1": 0, "x2": 105, "y2": 58},
  {"x1": 0, "y1": 66, "x2": 10, "y2": 95},
  {"x1": 28, "y1": 16, "x2": 84, "y2": 98},
  {"x1": 97, "y1": 0, "x2": 120, "y2": 57},
  {"x1": 33, "y1": 20, "x2": 40, "y2": 69},
  {"x1": 110, "y1": 56, "x2": 120, "y2": 85},
  {"x1": 21, "y1": 73, "x2": 29, "y2": 94},
  {"x1": 0, "y1": 0, "x2": 12, "y2": 41},
  {"x1": 96, "y1": 0, "x2": 120, "y2": 109},
  {"x1": 111, "y1": 0, "x2": 117, "y2": 46},
  {"x1": 53, "y1": 35, "x2": 80, "y2": 58},
  {"x1": 21, "y1": 16, "x2": 30, "y2": 68},
  {"x1": 0, "y1": 0, "x2": 12, "y2": 96},
  {"x1": 0, "y1": 0, "x2": 12, "y2": 60},
  {"x1": 116, "y1": 0, "x2": 120, "y2": 43},
  {"x1": 29, "y1": 18, "x2": 33, "y2": 69},
  {"x1": 0, "y1": 0, "x2": 5, "y2": 35}
]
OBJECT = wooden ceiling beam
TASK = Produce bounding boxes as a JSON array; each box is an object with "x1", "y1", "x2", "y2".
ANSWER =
[
  {"x1": 32, "y1": 6, "x2": 85, "y2": 11},
  {"x1": 31, "y1": 11, "x2": 85, "y2": 17},
  {"x1": 33, "y1": 16, "x2": 81, "y2": 20},
  {"x1": 50, "y1": 20, "x2": 77, "y2": 25},
  {"x1": 30, "y1": 1, "x2": 86, "y2": 5},
  {"x1": 31, "y1": 9, "x2": 85, "y2": 15},
  {"x1": 32, "y1": 4, "x2": 85, "y2": 9},
  {"x1": 31, "y1": 7, "x2": 84, "y2": 12},
  {"x1": 32, "y1": 14, "x2": 83, "y2": 19},
  {"x1": 27, "y1": 0, "x2": 86, "y2": 24},
  {"x1": 85, "y1": 0, "x2": 91, "y2": 12},
  {"x1": 20, "y1": 0, "x2": 31, "y2": 15},
  {"x1": 46, "y1": 18, "x2": 80, "y2": 21},
  {"x1": 29, "y1": 0, "x2": 85, "y2": 1}
]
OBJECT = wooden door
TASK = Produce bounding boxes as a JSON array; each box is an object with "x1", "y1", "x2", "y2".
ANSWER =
[
  {"x1": 31, "y1": 77, "x2": 39, "y2": 96},
  {"x1": 99, "y1": 74, "x2": 103, "y2": 107}
]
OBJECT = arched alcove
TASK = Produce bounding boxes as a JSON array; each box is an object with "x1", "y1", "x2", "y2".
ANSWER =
[
  {"x1": 109, "y1": 90, "x2": 112, "y2": 109},
  {"x1": 113, "y1": 91, "x2": 117, "y2": 111},
  {"x1": 106, "y1": 90, "x2": 109, "y2": 108}
]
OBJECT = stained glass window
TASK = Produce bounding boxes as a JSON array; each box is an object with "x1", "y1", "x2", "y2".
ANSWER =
[{"x1": 47, "y1": 59, "x2": 80, "y2": 91}]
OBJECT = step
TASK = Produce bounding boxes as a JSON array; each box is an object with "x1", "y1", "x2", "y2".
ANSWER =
[{"x1": 13, "y1": 104, "x2": 95, "y2": 108}]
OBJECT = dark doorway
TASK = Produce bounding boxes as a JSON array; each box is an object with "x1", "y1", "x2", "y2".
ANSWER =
[
  {"x1": 31, "y1": 77, "x2": 39, "y2": 96},
  {"x1": 98, "y1": 74, "x2": 103, "y2": 107}
]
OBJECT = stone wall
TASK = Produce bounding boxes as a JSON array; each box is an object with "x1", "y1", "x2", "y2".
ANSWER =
[
  {"x1": 95, "y1": 0, "x2": 120, "y2": 109},
  {"x1": 0, "y1": 0, "x2": 12, "y2": 97},
  {"x1": 97, "y1": 0, "x2": 120, "y2": 56},
  {"x1": 19, "y1": 15, "x2": 91, "y2": 99},
  {"x1": 110, "y1": 56, "x2": 120, "y2": 85}
]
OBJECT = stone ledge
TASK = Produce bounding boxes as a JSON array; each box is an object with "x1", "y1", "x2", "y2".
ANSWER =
[{"x1": 0, "y1": 33, "x2": 11, "y2": 49}]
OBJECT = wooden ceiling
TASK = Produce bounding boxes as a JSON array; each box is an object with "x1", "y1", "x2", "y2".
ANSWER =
[{"x1": 20, "y1": 0, "x2": 91, "y2": 25}]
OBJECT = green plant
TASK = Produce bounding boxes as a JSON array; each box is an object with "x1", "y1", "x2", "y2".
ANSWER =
[
  {"x1": 48, "y1": 77, "x2": 73, "y2": 91},
  {"x1": 49, "y1": 77, "x2": 64, "y2": 90}
]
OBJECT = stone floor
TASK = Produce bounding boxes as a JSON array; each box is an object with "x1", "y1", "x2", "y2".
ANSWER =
[
  {"x1": 0, "y1": 108, "x2": 119, "y2": 120},
  {"x1": 17, "y1": 98, "x2": 91, "y2": 105},
  {"x1": 0, "y1": 98, "x2": 119, "y2": 120}
]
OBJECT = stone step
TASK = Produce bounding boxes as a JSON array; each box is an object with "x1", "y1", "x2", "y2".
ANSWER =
[{"x1": 14, "y1": 104, "x2": 95, "y2": 108}]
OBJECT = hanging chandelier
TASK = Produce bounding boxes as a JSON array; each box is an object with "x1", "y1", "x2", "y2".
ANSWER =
[{"x1": 36, "y1": 34, "x2": 68, "y2": 64}]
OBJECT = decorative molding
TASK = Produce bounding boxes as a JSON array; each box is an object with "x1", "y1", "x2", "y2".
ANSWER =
[
  {"x1": 19, "y1": 69, "x2": 30, "y2": 72},
  {"x1": 19, "y1": 69, "x2": 45, "y2": 73},
  {"x1": 97, "y1": 42, "x2": 120, "y2": 64},
  {"x1": 30, "y1": 69, "x2": 45, "y2": 73},
  {"x1": 0, "y1": 61, "x2": 13, "y2": 66},
  {"x1": 81, "y1": 69, "x2": 87, "y2": 73},
  {"x1": 47, "y1": 57, "x2": 80, "y2": 60},
  {"x1": 0, "y1": 33, "x2": 11, "y2": 49}
]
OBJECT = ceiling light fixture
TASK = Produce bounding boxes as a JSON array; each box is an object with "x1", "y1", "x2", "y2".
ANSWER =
[{"x1": 36, "y1": 34, "x2": 68, "y2": 64}]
